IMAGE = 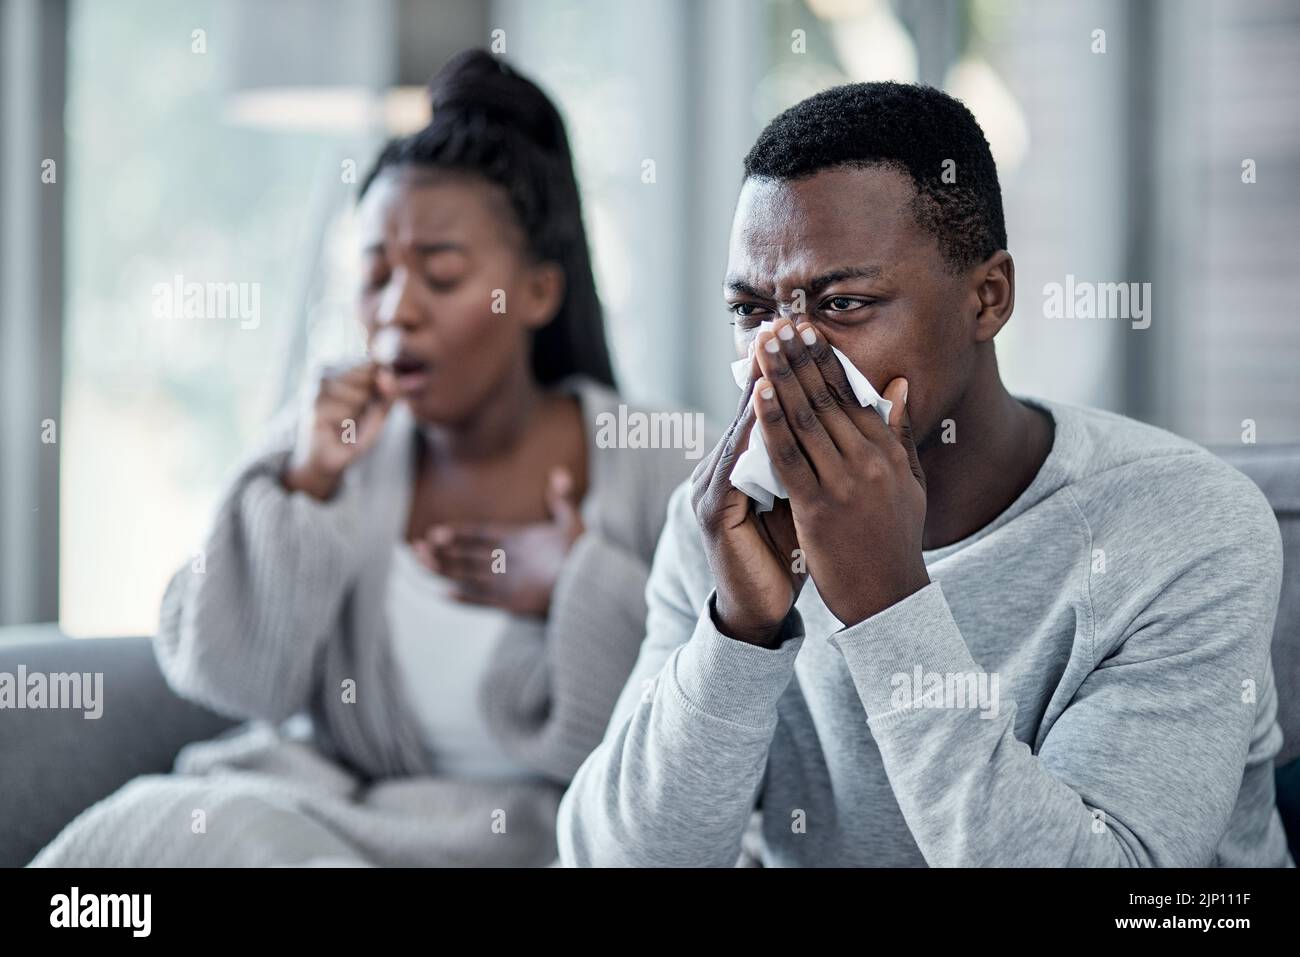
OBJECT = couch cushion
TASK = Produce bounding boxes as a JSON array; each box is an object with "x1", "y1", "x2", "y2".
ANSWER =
[{"x1": 0, "y1": 636, "x2": 234, "y2": 866}]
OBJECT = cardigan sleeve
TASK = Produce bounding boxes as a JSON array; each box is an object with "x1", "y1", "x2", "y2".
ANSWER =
[
  {"x1": 477, "y1": 415, "x2": 713, "y2": 783},
  {"x1": 154, "y1": 405, "x2": 369, "y2": 724},
  {"x1": 478, "y1": 528, "x2": 656, "y2": 783}
]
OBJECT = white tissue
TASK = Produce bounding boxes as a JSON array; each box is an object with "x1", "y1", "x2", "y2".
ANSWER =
[{"x1": 730, "y1": 320, "x2": 893, "y2": 512}]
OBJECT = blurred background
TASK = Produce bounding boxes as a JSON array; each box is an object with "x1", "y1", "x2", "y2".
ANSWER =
[{"x1": 1, "y1": 0, "x2": 1297, "y2": 638}]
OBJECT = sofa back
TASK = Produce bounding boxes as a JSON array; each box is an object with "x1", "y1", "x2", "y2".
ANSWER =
[{"x1": 1216, "y1": 444, "x2": 1300, "y2": 766}]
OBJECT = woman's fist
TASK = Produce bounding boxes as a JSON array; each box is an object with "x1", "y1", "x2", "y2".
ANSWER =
[{"x1": 283, "y1": 362, "x2": 395, "y2": 500}]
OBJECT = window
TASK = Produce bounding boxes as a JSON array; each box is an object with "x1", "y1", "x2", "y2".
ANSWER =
[{"x1": 61, "y1": 0, "x2": 372, "y2": 635}]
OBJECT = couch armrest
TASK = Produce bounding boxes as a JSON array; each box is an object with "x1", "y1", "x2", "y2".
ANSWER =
[{"x1": 0, "y1": 636, "x2": 235, "y2": 866}]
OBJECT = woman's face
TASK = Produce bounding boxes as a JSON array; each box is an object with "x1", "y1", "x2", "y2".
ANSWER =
[{"x1": 356, "y1": 167, "x2": 561, "y2": 425}]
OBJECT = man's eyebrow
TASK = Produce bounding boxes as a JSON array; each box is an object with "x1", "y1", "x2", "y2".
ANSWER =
[
  {"x1": 724, "y1": 265, "x2": 883, "y2": 299},
  {"x1": 806, "y1": 265, "x2": 882, "y2": 293},
  {"x1": 723, "y1": 276, "x2": 770, "y2": 299}
]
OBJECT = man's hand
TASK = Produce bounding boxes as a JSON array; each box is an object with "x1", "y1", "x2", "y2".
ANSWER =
[
  {"x1": 283, "y1": 361, "x2": 395, "y2": 501},
  {"x1": 413, "y1": 467, "x2": 585, "y2": 617},
  {"x1": 751, "y1": 317, "x2": 929, "y2": 627},
  {"x1": 692, "y1": 344, "x2": 808, "y2": 647}
]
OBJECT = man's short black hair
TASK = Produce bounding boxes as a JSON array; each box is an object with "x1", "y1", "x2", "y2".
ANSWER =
[{"x1": 743, "y1": 82, "x2": 1007, "y2": 272}]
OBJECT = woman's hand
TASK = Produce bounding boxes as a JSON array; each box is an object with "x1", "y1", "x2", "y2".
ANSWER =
[
  {"x1": 283, "y1": 361, "x2": 395, "y2": 501},
  {"x1": 413, "y1": 467, "x2": 585, "y2": 617}
]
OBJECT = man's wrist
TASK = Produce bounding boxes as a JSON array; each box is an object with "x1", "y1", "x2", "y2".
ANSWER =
[
  {"x1": 672, "y1": 592, "x2": 805, "y2": 729},
  {"x1": 838, "y1": 563, "x2": 932, "y2": 630},
  {"x1": 712, "y1": 594, "x2": 793, "y2": 649}
]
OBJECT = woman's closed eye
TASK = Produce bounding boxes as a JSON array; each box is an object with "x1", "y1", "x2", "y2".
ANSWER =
[
  {"x1": 362, "y1": 265, "x2": 465, "y2": 296},
  {"x1": 421, "y1": 252, "x2": 472, "y2": 292},
  {"x1": 423, "y1": 272, "x2": 462, "y2": 292}
]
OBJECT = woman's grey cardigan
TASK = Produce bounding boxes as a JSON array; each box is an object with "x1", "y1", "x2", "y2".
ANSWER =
[{"x1": 64, "y1": 373, "x2": 704, "y2": 866}]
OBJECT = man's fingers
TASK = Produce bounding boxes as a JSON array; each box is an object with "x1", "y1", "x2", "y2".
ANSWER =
[
  {"x1": 693, "y1": 350, "x2": 754, "y2": 485},
  {"x1": 883, "y1": 377, "x2": 926, "y2": 490},
  {"x1": 733, "y1": 338, "x2": 759, "y2": 407},
  {"x1": 796, "y1": 322, "x2": 889, "y2": 441},
  {"x1": 716, "y1": 397, "x2": 759, "y2": 486},
  {"x1": 782, "y1": 320, "x2": 865, "y2": 453},
  {"x1": 752, "y1": 376, "x2": 818, "y2": 498},
  {"x1": 693, "y1": 362, "x2": 759, "y2": 515},
  {"x1": 800, "y1": 323, "x2": 859, "y2": 410},
  {"x1": 755, "y1": 322, "x2": 839, "y2": 478}
]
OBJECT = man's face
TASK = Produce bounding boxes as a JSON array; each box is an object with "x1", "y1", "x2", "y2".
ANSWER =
[{"x1": 724, "y1": 165, "x2": 979, "y2": 444}]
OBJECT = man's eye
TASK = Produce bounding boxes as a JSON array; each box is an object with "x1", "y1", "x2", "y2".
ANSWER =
[
  {"x1": 728, "y1": 302, "x2": 769, "y2": 325},
  {"x1": 823, "y1": 296, "x2": 871, "y2": 312}
]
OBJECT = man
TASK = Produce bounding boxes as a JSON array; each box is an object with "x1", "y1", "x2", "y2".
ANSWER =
[{"x1": 556, "y1": 82, "x2": 1291, "y2": 866}]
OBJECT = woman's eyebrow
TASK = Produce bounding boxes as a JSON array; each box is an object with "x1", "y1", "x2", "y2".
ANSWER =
[
  {"x1": 412, "y1": 241, "x2": 468, "y2": 256},
  {"x1": 361, "y1": 240, "x2": 468, "y2": 256}
]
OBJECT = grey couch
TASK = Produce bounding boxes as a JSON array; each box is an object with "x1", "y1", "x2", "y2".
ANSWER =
[{"x1": 2, "y1": 445, "x2": 1297, "y2": 867}]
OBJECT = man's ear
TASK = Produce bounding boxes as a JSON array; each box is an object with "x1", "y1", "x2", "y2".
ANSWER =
[
  {"x1": 520, "y1": 261, "x2": 566, "y2": 329},
  {"x1": 971, "y1": 250, "x2": 1014, "y2": 343}
]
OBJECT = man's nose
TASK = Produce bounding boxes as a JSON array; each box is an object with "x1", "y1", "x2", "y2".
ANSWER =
[{"x1": 776, "y1": 297, "x2": 809, "y2": 319}]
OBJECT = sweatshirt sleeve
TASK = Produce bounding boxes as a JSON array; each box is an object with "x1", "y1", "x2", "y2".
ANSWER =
[
  {"x1": 826, "y1": 486, "x2": 1284, "y2": 867},
  {"x1": 154, "y1": 405, "x2": 369, "y2": 723},
  {"x1": 557, "y1": 482, "x2": 804, "y2": 867}
]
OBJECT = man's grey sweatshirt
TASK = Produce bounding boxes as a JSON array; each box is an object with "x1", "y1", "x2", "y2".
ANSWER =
[{"x1": 556, "y1": 398, "x2": 1294, "y2": 867}]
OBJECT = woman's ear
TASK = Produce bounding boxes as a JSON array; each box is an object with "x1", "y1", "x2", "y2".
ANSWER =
[
  {"x1": 971, "y1": 250, "x2": 1015, "y2": 343},
  {"x1": 520, "y1": 261, "x2": 566, "y2": 329}
]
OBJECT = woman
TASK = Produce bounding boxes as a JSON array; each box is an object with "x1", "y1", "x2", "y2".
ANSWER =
[{"x1": 32, "y1": 50, "x2": 702, "y2": 867}]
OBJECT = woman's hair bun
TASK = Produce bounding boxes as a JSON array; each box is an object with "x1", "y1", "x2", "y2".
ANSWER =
[{"x1": 426, "y1": 48, "x2": 565, "y2": 154}]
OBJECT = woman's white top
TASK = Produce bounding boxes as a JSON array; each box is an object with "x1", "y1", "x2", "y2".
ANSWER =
[{"x1": 385, "y1": 541, "x2": 533, "y2": 781}]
